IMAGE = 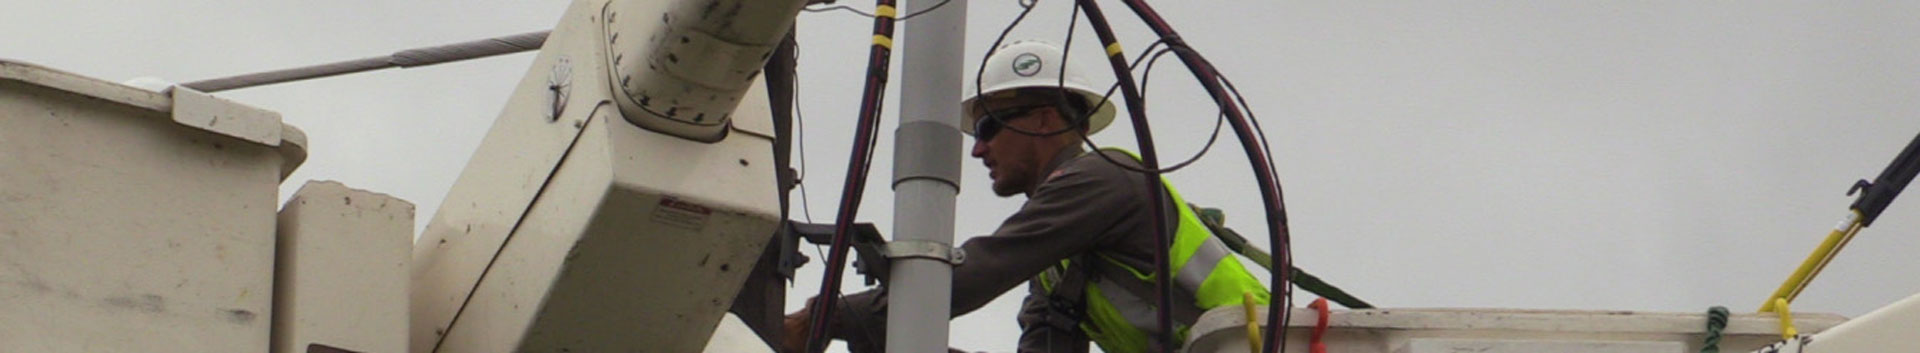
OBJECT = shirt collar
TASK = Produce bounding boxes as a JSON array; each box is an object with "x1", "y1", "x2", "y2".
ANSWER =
[{"x1": 1029, "y1": 144, "x2": 1088, "y2": 195}]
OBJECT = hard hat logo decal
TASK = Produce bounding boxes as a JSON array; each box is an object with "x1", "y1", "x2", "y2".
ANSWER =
[{"x1": 1012, "y1": 53, "x2": 1043, "y2": 77}]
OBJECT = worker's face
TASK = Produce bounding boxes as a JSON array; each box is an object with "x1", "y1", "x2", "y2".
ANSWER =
[{"x1": 970, "y1": 100, "x2": 1067, "y2": 197}]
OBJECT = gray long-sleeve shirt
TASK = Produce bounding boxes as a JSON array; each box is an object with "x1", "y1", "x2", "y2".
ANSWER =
[{"x1": 828, "y1": 146, "x2": 1194, "y2": 352}]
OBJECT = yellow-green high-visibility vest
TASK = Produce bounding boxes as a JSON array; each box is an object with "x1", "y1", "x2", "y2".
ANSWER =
[{"x1": 1037, "y1": 148, "x2": 1271, "y2": 353}]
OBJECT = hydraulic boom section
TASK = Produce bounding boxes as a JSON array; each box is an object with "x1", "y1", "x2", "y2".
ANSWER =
[{"x1": 409, "y1": 0, "x2": 804, "y2": 352}]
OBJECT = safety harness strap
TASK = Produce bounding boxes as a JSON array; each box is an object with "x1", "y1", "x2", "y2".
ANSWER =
[{"x1": 1040, "y1": 256, "x2": 1095, "y2": 332}]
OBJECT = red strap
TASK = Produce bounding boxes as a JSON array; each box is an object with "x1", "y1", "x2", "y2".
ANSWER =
[{"x1": 1309, "y1": 298, "x2": 1331, "y2": 353}]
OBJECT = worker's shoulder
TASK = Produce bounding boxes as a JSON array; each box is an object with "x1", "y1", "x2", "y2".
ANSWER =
[
  {"x1": 1034, "y1": 149, "x2": 1148, "y2": 203},
  {"x1": 1058, "y1": 149, "x2": 1146, "y2": 179}
]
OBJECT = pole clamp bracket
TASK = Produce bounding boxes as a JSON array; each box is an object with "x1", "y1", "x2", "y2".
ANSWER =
[{"x1": 881, "y1": 240, "x2": 965, "y2": 266}]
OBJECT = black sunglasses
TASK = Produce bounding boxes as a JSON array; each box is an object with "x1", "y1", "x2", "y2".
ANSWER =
[{"x1": 973, "y1": 105, "x2": 1050, "y2": 141}]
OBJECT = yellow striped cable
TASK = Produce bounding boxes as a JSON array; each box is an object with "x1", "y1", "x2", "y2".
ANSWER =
[
  {"x1": 874, "y1": 5, "x2": 897, "y2": 19},
  {"x1": 873, "y1": 35, "x2": 893, "y2": 49},
  {"x1": 1106, "y1": 42, "x2": 1124, "y2": 57}
]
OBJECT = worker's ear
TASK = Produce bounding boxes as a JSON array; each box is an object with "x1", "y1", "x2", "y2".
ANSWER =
[{"x1": 1040, "y1": 107, "x2": 1072, "y2": 131}]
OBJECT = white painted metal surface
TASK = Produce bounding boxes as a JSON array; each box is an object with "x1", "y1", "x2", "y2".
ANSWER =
[
  {"x1": 1396, "y1": 338, "x2": 1682, "y2": 353},
  {"x1": 602, "y1": 0, "x2": 805, "y2": 141},
  {"x1": 172, "y1": 87, "x2": 283, "y2": 147},
  {"x1": 1183, "y1": 305, "x2": 1846, "y2": 353},
  {"x1": 704, "y1": 313, "x2": 777, "y2": 353},
  {"x1": 273, "y1": 181, "x2": 414, "y2": 353},
  {"x1": 409, "y1": 0, "x2": 788, "y2": 351},
  {"x1": 405, "y1": 5, "x2": 606, "y2": 350},
  {"x1": 0, "y1": 59, "x2": 307, "y2": 353},
  {"x1": 1795, "y1": 292, "x2": 1920, "y2": 352}
]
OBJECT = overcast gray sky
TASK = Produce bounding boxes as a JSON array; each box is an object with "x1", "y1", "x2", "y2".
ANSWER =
[{"x1": 7, "y1": 1, "x2": 1920, "y2": 352}]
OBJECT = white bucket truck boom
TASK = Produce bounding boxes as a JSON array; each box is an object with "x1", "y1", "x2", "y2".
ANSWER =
[{"x1": 408, "y1": 0, "x2": 804, "y2": 352}]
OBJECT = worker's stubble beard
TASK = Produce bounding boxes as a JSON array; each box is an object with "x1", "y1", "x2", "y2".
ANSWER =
[
  {"x1": 990, "y1": 138, "x2": 1071, "y2": 198},
  {"x1": 978, "y1": 109, "x2": 1076, "y2": 198}
]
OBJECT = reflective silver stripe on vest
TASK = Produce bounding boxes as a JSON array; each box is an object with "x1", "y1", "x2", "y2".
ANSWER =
[
  {"x1": 1096, "y1": 235, "x2": 1232, "y2": 338},
  {"x1": 1097, "y1": 278, "x2": 1163, "y2": 335},
  {"x1": 1174, "y1": 236, "x2": 1233, "y2": 293}
]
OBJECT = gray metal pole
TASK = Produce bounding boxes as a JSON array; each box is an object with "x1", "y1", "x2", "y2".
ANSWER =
[
  {"x1": 887, "y1": 0, "x2": 967, "y2": 351},
  {"x1": 180, "y1": 31, "x2": 548, "y2": 92}
]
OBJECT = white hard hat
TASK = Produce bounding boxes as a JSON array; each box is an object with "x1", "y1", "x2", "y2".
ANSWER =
[{"x1": 960, "y1": 40, "x2": 1117, "y2": 137}]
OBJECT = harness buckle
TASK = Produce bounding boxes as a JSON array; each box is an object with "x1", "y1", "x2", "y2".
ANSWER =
[{"x1": 1045, "y1": 298, "x2": 1086, "y2": 331}]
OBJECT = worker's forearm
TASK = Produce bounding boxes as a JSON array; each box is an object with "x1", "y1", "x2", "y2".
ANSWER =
[{"x1": 826, "y1": 290, "x2": 887, "y2": 353}]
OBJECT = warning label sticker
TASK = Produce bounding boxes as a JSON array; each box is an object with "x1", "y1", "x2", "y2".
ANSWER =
[{"x1": 652, "y1": 197, "x2": 712, "y2": 230}]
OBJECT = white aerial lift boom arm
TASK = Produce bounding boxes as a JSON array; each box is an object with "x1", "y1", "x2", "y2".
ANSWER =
[{"x1": 408, "y1": 0, "x2": 803, "y2": 351}]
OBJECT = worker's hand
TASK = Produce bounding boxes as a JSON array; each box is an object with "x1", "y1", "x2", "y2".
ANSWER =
[
  {"x1": 781, "y1": 310, "x2": 810, "y2": 353},
  {"x1": 781, "y1": 297, "x2": 820, "y2": 353}
]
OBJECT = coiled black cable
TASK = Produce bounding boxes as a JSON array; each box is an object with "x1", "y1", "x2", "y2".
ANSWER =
[
  {"x1": 1102, "y1": 2, "x2": 1298, "y2": 352},
  {"x1": 1075, "y1": 44, "x2": 1228, "y2": 175},
  {"x1": 1064, "y1": 2, "x2": 1295, "y2": 351},
  {"x1": 1066, "y1": 1, "x2": 1177, "y2": 350}
]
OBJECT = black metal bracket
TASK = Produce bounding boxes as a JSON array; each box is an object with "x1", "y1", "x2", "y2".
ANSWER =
[{"x1": 787, "y1": 221, "x2": 891, "y2": 287}]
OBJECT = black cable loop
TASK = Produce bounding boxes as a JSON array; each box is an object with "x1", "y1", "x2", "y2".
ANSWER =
[
  {"x1": 1075, "y1": 45, "x2": 1229, "y2": 175},
  {"x1": 971, "y1": 0, "x2": 1040, "y2": 113},
  {"x1": 1037, "y1": 3, "x2": 1299, "y2": 352},
  {"x1": 1214, "y1": 74, "x2": 1291, "y2": 325},
  {"x1": 1218, "y1": 75, "x2": 1281, "y2": 189},
  {"x1": 1221, "y1": 68, "x2": 1294, "y2": 353},
  {"x1": 1052, "y1": 0, "x2": 1084, "y2": 127},
  {"x1": 1056, "y1": 38, "x2": 1166, "y2": 138},
  {"x1": 1103, "y1": 1, "x2": 1296, "y2": 352},
  {"x1": 1057, "y1": 0, "x2": 1224, "y2": 178},
  {"x1": 1074, "y1": 110, "x2": 1224, "y2": 174}
]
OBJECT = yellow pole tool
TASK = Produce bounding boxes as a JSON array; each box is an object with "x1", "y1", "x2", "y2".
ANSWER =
[
  {"x1": 1759, "y1": 211, "x2": 1864, "y2": 312},
  {"x1": 1758, "y1": 131, "x2": 1920, "y2": 312}
]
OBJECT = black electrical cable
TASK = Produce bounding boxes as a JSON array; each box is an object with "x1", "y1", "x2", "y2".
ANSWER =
[
  {"x1": 1066, "y1": 39, "x2": 1228, "y2": 175},
  {"x1": 1065, "y1": 1, "x2": 1174, "y2": 351},
  {"x1": 1135, "y1": 46, "x2": 1187, "y2": 105},
  {"x1": 1218, "y1": 75, "x2": 1281, "y2": 195},
  {"x1": 968, "y1": 3, "x2": 1244, "y2": 351},
  {"x1": 803, "y1": 0, "x2": 953, "y2": 21},
  {"x1": 801, "y1": 0, "x2": 899, "y2": 350},
  {"x1": 791, "y1": 49, "x2": 885, "y2": 345},
  {"x1": 1075, "y1": 113, "x2": 1227, "y2": 175},
  {"x1": 1104, "y1": 2, "x2": 1297, "y2": 352},
  {"x1": 1060, "y1": 0, "x2": 1222, "y2": 176},
  {"x1": 1219, "y1": 70, "x2": 1295, "y2": 353},
  {"x1": 792, "y1": 41, "x2": 816, "y2": 224},
  {"x1": 1077, "y1": 44, "x2": 1228, "y2": 174},
  {"x1": 1055, "y1": 0, "x2": 1083, "y2": 119}
]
